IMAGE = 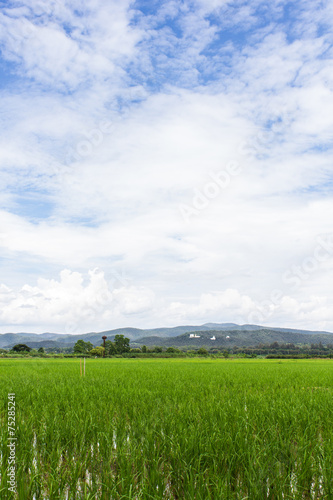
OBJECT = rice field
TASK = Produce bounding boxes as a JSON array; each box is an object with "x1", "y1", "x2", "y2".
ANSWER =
[{"x1": 1, "y1": 358, "x2": 333, "y2": 499}]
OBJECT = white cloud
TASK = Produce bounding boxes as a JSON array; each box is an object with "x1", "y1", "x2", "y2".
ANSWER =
[
  {"x1": 0, "y1": 0, "x2": 141, "y2": 89},
  {"x1": 169, "y1": 289, "x2": 256, "y2": 319},
  {"x1": 0, "y1": 0, "x2": 333, "y2": 333},
  {"x1": 2, "y1": 271, "x2": 333, "y2": 334},
  {"x1": 0, "y1": 269, "x2": 156, "y2": 333}
]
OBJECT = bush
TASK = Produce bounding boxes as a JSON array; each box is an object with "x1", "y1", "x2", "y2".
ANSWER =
[
  {"x1": 90, "y1": 346, "x2": 105, "y2": 357},
  {"x1": 166, "y1": 347, "x2": 181, "y2": 353}
]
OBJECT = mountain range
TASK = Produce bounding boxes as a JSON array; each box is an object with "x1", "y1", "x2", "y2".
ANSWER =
[{"x1": 1, "y1": 323, "x2": 333, "y2": 349}]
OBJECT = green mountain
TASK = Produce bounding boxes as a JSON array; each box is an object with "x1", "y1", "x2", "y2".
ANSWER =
[
  {"x1": 133, "y1": 329, "x2": 333, "y2": 348},
  {"x1": 1, "y1": 324, "x2": 333, "y2": 350}
]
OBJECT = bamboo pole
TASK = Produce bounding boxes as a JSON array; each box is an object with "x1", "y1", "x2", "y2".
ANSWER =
[
  {"x1": 84, "y1": 357, "x2": 86, "y2": 376},
  {"x1": 80, "y1": 358, "x2": 82, "y2": 377}
]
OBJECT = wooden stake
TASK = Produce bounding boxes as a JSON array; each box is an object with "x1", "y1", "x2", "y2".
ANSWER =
[
  {"x1": 80, "y1": 358, "x2": 82, "y2": 377},
  {"x1": 84, "y1": 357, "x2": 86, "y2": 376}
]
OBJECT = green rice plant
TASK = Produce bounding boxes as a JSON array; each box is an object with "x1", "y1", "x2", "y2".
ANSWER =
[{"x1": 0, "y1": 358, "x2": 333, "y2": 499}]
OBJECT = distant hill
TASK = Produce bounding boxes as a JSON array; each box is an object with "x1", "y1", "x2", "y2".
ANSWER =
[
  {"x1": 133, "y1": 329, "x2": 333, "y2": 348},
  {"x1": 1, "y1": 324, "x2": 238, "y2": 348},
  {"x1": 1, "y1": 323, "x2": 333, "y2": 350}
]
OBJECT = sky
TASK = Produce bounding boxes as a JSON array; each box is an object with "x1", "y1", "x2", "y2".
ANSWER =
[{"x1": 0, "y1": 0, "x2": 333, "y2": 334}]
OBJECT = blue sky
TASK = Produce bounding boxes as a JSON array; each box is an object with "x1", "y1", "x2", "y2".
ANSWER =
[{"x1": 0, "y1": 0, "x2": 333, "y2": 333}]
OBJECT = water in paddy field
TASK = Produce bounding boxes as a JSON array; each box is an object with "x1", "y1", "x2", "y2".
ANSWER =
[{"x1": 21, "y1": 428, "x2": 327, "y2": 500}]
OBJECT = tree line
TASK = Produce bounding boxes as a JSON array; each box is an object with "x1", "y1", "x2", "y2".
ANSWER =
[{"x1": 2, "y1": 339, "x2": 333, "y2": 358}]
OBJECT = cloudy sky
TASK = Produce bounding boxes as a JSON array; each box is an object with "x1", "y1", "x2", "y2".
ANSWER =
[{"x1": 0, "y1": 0, "x2": 333, "y2": 334}]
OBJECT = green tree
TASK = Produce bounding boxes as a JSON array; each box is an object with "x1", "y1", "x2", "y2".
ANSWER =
[
  {"x1": 104, "y1": 340, "x2": 117, "y2": 356},
  {"x1": 114, "y1": 335, "x2": 130, "y2": 354},
  {"x1": 38, "y1": 347, "x2": 45, "y2": 353},
  {"x1": 12, "y1": 344, "x2": 31, "y2": 353},
  {"x1": 141, "y1": 345, "x2": 147, "y2": 353},
  {"x1": 73, "y1": 340, "x2": 93, "y2": 354},
  {"x1": 154, "y1": 346, "x2": 163, "y2": 353},
  {"x1": 197, "y1": 347, "x2": 208, "y2": 356},
  {"x1": 90, "y1": 346, "x2": 105, "y2": 357}
]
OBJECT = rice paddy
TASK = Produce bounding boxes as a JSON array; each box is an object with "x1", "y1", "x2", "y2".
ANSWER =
[{"x1": 1, "y1": 358, "x2": 333, "y2": 499}]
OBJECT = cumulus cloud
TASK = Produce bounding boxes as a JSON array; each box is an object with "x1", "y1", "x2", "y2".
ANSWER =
[
  {"x1": 2, "y1": 271, "x2": 332, "y2": 334},
  {"x1": 0, "y1": 269, "x2": 156, "y2": 333}
]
